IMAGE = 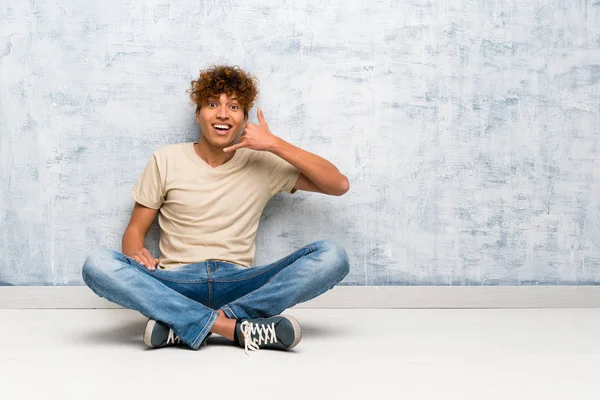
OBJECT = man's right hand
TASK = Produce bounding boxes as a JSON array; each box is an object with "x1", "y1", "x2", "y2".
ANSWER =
[{"x1": 131, "y1": 248, "x2": 159, "y2": 270}]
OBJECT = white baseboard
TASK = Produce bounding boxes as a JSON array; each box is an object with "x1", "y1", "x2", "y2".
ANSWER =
[{"x1": 1, "y1": 286, "x2": 599, "y2": 308}]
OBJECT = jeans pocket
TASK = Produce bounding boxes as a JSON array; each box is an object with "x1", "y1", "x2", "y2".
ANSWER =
[{"x1": 147, "y1": 262, "x2": 209, "y2": 283}]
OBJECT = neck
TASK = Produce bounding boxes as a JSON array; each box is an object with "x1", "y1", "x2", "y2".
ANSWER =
[{"x1": 194, "y1": 137, "x2": 236, "y2": 168}]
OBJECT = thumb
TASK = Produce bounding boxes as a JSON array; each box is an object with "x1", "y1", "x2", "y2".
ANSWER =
[{"x1": 257, "y1": 108, "x2": 267, "y2": 125}]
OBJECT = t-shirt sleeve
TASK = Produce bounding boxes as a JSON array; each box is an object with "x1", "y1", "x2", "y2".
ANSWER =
[
  {"x1": 131, "y1": 154, "x2": 165, "y2": 209},
  {"x1": 263, "y1": 151, "x2": 301, "y2": 196}
]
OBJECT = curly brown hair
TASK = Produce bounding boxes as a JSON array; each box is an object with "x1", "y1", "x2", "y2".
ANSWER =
[{"x1": 188, "y1": 65, "x2": 259, "y2": 117}]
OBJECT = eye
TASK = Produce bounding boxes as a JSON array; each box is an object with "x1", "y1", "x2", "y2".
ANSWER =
[{"x1": 231, "y1": 105, "x2": 239, "y2": 110}]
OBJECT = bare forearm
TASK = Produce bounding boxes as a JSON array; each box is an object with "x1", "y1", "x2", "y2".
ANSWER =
[
  {"x1": 122, "y1": 228, "x2": 145, "y2": 257},
  {"x1": 269, "y1": 138, "x2": 349, "y2": 195}
]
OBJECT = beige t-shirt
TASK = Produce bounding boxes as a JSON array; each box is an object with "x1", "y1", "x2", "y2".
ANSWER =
[{"x1": 131, "y1": 142, "x2": 300, "y2": 269}]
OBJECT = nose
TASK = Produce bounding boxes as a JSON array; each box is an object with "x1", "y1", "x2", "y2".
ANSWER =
[{"x1": 217, "y1": 105, "x2": 228, "y2": 119}]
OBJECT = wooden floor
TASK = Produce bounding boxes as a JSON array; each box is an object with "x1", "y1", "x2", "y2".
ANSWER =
[{"x1": 1, "y1": 308, "x2": 599, "y2": 399}]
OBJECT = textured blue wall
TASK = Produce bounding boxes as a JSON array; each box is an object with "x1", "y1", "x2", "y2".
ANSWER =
[{"x1": 1, "y1": 1, "x2": 599, "y2": 286}]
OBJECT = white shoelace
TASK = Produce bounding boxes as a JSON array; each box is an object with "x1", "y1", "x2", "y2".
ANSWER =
[
  {"x1": 167, "y1": 329, "x2": 182, "y2": 345},
  {"x1": 240, "y1": 321, "x2": 277, "y2": 355}
]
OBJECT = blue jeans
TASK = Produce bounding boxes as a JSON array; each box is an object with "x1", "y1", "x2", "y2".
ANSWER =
[{"x1": 81, "y1": 239, "x2": 349, "y2": 350}]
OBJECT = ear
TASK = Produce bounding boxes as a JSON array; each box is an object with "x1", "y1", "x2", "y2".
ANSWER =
[{"x1": 195, "y1": 111, "x2": 201, "y2": 124}]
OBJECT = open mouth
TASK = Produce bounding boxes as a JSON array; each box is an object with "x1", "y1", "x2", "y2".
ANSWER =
[{"x1": 212, "y1": 123, "x2": 232, "y2": 136}]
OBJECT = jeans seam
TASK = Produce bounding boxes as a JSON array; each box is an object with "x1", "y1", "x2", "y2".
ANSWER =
[
  {"x1": 212, "y1": 259, "x2": 248, "y2": 268},
  {"x1": 222, "y1": 305, "x2": 238, "y2": 319},
  {"x1": 223, "y1": 244, "x2": 319, "y2": 310},
  {"x1": 207, "y1": 261, "x2": 213, "y2": 308},
  {"x1": 212, "y1": 246, "x2": 312, "y2": 283},
  {"x1": 225, "y1": 244, "x2": 321, "y2": 310},
  {"x1": 125, "y1": 256, "x2": 209, "y2": 284},
  {"x1": 225, "y1": 262, "x2": 297, "y2": 311},
  {"x1": 191, "y1": 310, "x2": 218, "y2": 349}
]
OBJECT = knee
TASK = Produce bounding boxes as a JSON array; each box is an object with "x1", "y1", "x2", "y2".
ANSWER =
[
  {"x1": 313, "y1": 240, "x2": 350, "y2": 281},
  {"x1": 82, "y1": 248, "x2": 121, "y2": 285}
]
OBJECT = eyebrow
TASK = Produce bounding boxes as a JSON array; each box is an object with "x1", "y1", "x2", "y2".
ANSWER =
[{"x1": 208, "y1": 97, "x2": 239, "y2": 102}]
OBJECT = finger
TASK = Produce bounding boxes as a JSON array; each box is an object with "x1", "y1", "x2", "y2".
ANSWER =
[
  {"x1": 241, "y1": 123, "x2": 253, "y2": 135},
  {"x1": 142, "y1": 248, "x2": 154, "y2": 261},
  {"x1": 136, "y1": 256, "x2": 151, "y2": 269},
  {"x1": 133, "y1": 255, "x2": 143, "y2": 265},
  {"x1": 141, "y1": 248, "x2": 152, "y2": 257},
  {"x1": 142, "y1": 249, "x2": 156, "y2": 269},
  {"x1": 257, "y1": 108, "x2": 267, "y2": 126},
  {"x1": 147, "y1": 256, "x2": 156, "y2": 270},
  {"x1": 223, "y1": 141, "x2": 246, "y2": 153},
  {"x1": 138, "y1": 254, "x2": 151, "y2": 268}
]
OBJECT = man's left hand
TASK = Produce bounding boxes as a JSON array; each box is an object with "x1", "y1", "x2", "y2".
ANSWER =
[{"x1": 223, "y1": 108, "x2": 279, "y2": 153}]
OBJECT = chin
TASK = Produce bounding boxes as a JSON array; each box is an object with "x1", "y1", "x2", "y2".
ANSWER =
[{"x1": 206, "y1": 136, "x2": 235, "y2": 148}]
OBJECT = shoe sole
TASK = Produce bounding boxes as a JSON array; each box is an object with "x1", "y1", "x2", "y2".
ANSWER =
[
  {"x1": 281, "y1": 314, "x2": 302, "y2": 349},
  {"x1": 144, "y1": 319, "x2": 157, "y2": 347}
]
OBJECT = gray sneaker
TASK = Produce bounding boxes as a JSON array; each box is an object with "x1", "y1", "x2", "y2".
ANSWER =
[
  {"x1": 144, "y1": 319, "x2": 211, "y2": 348},
  {"x1": 236, "y1": 315, "x2": 302, "y2": 355}
]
